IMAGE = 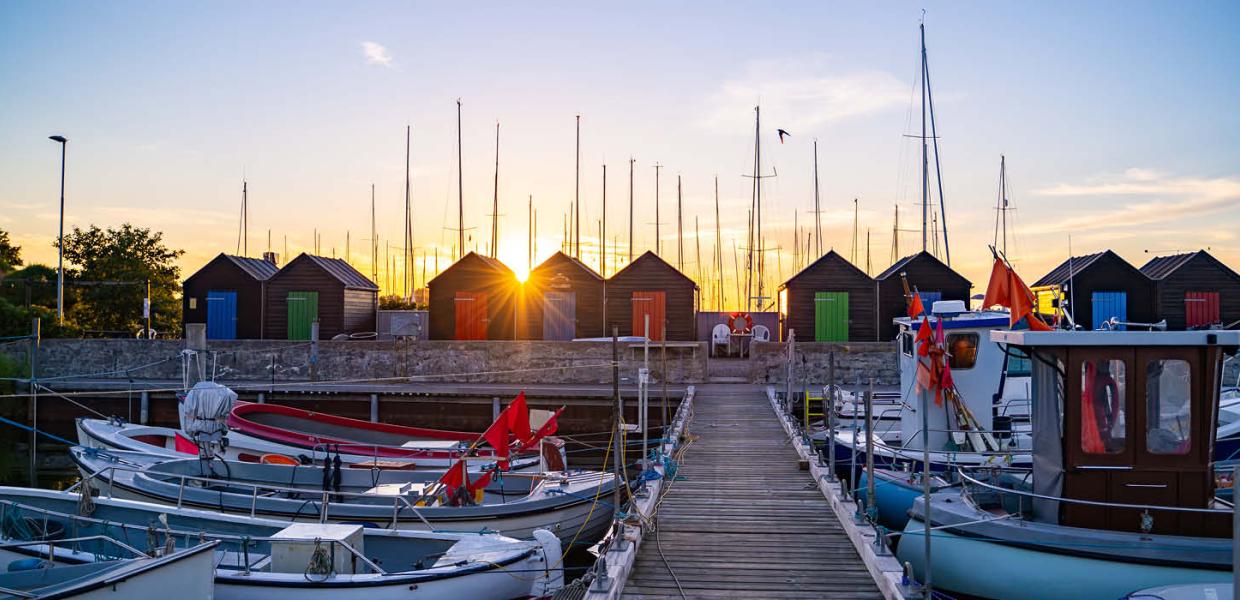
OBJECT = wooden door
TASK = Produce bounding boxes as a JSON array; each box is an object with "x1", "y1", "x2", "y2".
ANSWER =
[
  {"x1": 631, "y1": 291, "x2": 666, "y2": 341},
  {"x1": 454, "y1": 291, "x2": 489, "y2": 340},
  {"x1": 1092, "y1": 291, "x2": 1128, "y2": 330},
  {"x1": 543, "y1": 291, "x2": 577, "y2": 340},
  {"x1": 813, "y1": 292, "x2": 849, "y2": 342},
  {"x1": 286, "y1": 291, "x2": 318, "y2": 340},
  {"x1": 206, "y1": 290, "x2": 237, "y2": 340},
  {"x1": 1063, "y1": 347, "x2": 1134, "y2": 529},
  {"x1": 1185, "y1": 292, "x2": 1220, "y2": 328}
]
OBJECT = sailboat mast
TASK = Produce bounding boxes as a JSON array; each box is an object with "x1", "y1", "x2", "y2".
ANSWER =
[
  {"x1": 654, "y1": 163, "x2": 662, "y2": 256},
  {"x1": 920, "y1": 23, "x2": 929, "y2": 255},
  {"x1": 456, "y1": 101, "x2": 464, "y2": 261},
  {"x1": 695, "y1": 215, "x2": 702, "y2": 288},
  {"x1": 755, "y1": 106, "x2": 764, "y2": 310},
  {"x1": 924, "y1": 29, "x2": 951, "y2": 266},
  {"x1": 574, "y1": 115, "x2": 581, "y2": 259},
  {"x1": 813, "y1": 139, "x2": 822, "y2": 257},
  {"x1": 242, "y1": 180, "x2": 248, "y2": 256},
  {"x1": 714, "y1": 176, "x2": 723, "y2": 311},
  {"x1": 405, "y1": 125, "x2": 413, "y2": 297},
  {"x1": 491, "y1": 121, "x2": 499, "y2": 258},
  {"x1": 371, "y1": 184, "x2": 377, "y2": 285},
  {"x1": 528, "y1": 194, "x2": 533, "y2": 268},
  {"x1": 628, "y1": 157, "x2": 635, "y2": 263},
  {"x1": 677, "y1": 175, "x2": 684, "y2": 271},
  {"x1": 602, "y1": 163, "x2": 607, "y2": 276}
]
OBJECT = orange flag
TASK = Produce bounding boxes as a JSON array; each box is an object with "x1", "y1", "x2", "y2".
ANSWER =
[
  {"x1": 982, "y1": 258, "x2": 1011, "y2": 309},
  {"x1": 482, "y1": 412, "x2": 510, "y2": 470},
  {"x1": 506, "y1": 392, "x2": 532, "y2": 444},
  {"x1": 907, "y1": 294, "x2": 925, "y2": 319}
]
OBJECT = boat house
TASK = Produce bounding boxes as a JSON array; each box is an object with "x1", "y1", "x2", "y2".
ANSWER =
[
  {"x1": 1140, "y1": 250, "x2": 1240, "y2": 330},
  {"x1": 1031, "y1": 250, "x2": 1155, "y2": 330},
  {"x1": 264, "y1": 253, "x2": 379, "y2": 340},
  {"x1": 524, "y1": 251, "x2": 604, "y2": 340},
  {"x1": 427, "y1": 252, "x2": 519, "y2": 340},
  {"x1": 874, "y1": 251, "x2": 972, "y2": 340},
  {"x1": 777, "y1": 250, "x2": 877, "y2": 342},
  {"x1": 605, "y1": 251, "x2": 698, "y2": 341},
  {"x1": 182, "y1": 253, "x2": 279, "y2": 339}
]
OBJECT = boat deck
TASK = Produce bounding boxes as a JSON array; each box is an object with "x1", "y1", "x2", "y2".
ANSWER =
[{"x1": 619, "y1": 383, "x2": 884, "y2": 599}]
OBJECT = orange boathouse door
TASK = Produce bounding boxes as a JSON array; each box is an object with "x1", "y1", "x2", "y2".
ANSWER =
[
  {"x1": 631, "y1": 291, "x2": 666, "y2": 341},
  {"x1": 454, "y1": 291, "x2": 489, "y2": 340}
]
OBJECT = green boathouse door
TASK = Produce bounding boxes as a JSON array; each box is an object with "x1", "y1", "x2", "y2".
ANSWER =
[
  {"x1": 287, "y1": 291, "x2": 319, "y2": 340},
  {"x1": 814, "y1": 292, "x2": 849, "y2": 342}
]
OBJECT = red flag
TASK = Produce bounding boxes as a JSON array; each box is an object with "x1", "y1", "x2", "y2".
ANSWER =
[
  {"x1": 482, "y1": 413, "x2": 510, "y2": 470},
  {"x1": 982, "y1": 258, "x2": 1011, "y2": 309},
  {"x1": 436, "y1": 459, "x2": 467, "y2": 494},
  {"x1": 506, "y1": 392, "x2": 532, "y2": 444},
  {"x1": 915, "y1": 316, "x2": 933, "y2": 357},
  {"x1": 907, "y1": 294, "x2": 925, "y2": 319},
  {"x1": 467, "y1": 469, "x2": 493, "y2": 493},
  {"x1": 518, "y1": 407, "x2": 565, "y2": 453}
]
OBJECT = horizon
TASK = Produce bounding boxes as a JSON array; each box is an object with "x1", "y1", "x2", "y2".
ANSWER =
[{"x1": 3, "y1": 2, "x2": 1239, "y2": 306}]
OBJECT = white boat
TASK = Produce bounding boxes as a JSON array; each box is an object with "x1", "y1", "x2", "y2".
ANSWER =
[
  {"x1": 70, "y1": 447, "x2": 617, "y2": 547},
  {"x1": 0, "y1": 535, "x2": 216, "y2": 600},
  {"x1": 0, "y1": 486, "x2": 563, "y2": 600}
]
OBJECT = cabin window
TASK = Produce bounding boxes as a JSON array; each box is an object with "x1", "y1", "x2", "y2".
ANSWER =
[
  {"x1": 1081, "y1": 359, "x2": 1127, "y2": 454},
  {"x1": 1145, "y1": 359, "x2": 1192, "y2": 455},
  {"x1": 900, "y1": 332, "x2": 914, "y2": 357},
  {"x1": 946, "y1": 333, "x2": 978, "y2": 369},
  {"x1": 1006, "y1": 346, "x2": 1032, "y2": 377}
]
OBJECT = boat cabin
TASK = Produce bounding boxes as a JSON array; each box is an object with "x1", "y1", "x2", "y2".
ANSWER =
[
  {"x1": 895, "y1": 301, "x2": 1016, "y2": 451},
  {"x1": 993, "y1": 328, "x2": 1240, "y2": 537}
]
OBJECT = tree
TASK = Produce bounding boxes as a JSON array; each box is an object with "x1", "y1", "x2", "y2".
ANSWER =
[
  {"x1": 58, "y1": 224, "x2": 184, "y2": 337},
  {"x1": 0, "y1": 230, "x2": 20, "y2": 272}
]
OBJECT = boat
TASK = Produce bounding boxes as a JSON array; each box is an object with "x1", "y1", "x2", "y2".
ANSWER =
[
  {"x1": 856, "y1": 467, "x2": 950, "y2": 531},
  {"x1": 0, "y1": 486, "x2": 562, "y2": 599},
  {"x1": 0, "y1": 533, "x2": 216, "y2": 600},
  {"x1": 76, "y1": 417, "x2": 541, "y2": 472},
  {"x1": 826, "y1": 302, "x2": 1034, "y2": 475},
  {"x1": 1123, "y1": 582, "x2": 1233, "y2": 600},
  {"x1": 69, "y1": 447, "x2": 617, "y2": 547},
  {"x1": 896, "y1": 328, "x2": 1238, "y2": 599}
]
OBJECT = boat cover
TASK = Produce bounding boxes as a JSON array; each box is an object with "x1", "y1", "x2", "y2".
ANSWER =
[
  {"x1": 180, "y1": 381, "x2": 237, "y2": 442},
  {"x1": 1031, "y1": 351, "x2": 1065, "y2": 524}
]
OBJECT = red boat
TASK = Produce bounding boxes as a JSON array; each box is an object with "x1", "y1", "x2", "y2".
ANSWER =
[{"x1": 227, "y1": 402, "x2": 494, "y2": 463}]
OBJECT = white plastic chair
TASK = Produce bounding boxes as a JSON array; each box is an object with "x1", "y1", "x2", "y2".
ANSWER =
[
  {"x1": 752, "y1": 324, "x2": 771, "y2": 343},
  {"x1": 711, "y1": 323, "x2": 731, "y2": 357}
]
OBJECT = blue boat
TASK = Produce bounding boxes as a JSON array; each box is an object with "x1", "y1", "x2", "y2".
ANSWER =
[{"x1": 856, "y1": 468, "x2": 950, "y2": 531}]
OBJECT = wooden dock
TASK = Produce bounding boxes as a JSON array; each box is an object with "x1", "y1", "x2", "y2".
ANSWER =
[{"x1": 619, "y1": 383, "x2": 884, "y2": 599}]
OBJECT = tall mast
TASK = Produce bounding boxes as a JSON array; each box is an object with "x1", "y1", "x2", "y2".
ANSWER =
[
  {"x1": 491, "y1": 120, "x2": 499, "y2": 258},
  {"x1": 924, "y1": 24, "x2": 951, "y2": 265},
  {"x1": 866, "y1": 228, "x2": 872, "y2": 274},
  {"x1": 371, "y1": 184, "x2": 377, "y2": 285},
  {"x1": 574, "y1": 115, "x2": 581, "y2": 259},
  {"x1": 405, "y1": 125, "x2": 413, "y2": 297},
  {"x1": 793, "y1": 210, "x2": 799, "y2": 271},
  {"x1": 601, "y1": 163, "x2": 607, "y2": 276},
  {"x1": 813, "y1": 139, "x2": 822, "y2": 257},
  {"x1": 694, "y1": 215, "x2": 702, "y2": 284},
  {"x1": 891, "y1": 204, "x2": 900, "y2": 264},
  {"x1": 993, "y1": 154, "x2": 1010, "y2": 255},
  {"x1": 528, "y1": 194, "x2": 533, "y2": 269},
  {"x1": 851, "y1": 198, "x2": 859, "y2": 264},
  {"x1": 920, "y1": 23, "x2": 928, "y2": 254},
  {"x1": 755, "y1": 106, "x2": 764, "y2": 309},
  {"x1": 714, "y1": 176, "x2": 723, "y2": 311},
  {"x1": 628, "y1": 157, "x2": 635, "y2": 263},
  {"x1": 456, "y1": 101, "x2": 464, "y2": 261},
  {"x1": 242, "y1": 179, "x2": 248, "y2": 255},
  {"x1": 653, "y1": 163, "x2": 662, "y2": 256},
  {"x1": 676, "y1": 175, "x2": 684, "y2": 271}
]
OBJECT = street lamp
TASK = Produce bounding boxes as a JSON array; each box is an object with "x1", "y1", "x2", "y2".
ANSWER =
[{"x1": 49, "y1": 135, "x2": 67, "y2": 324}]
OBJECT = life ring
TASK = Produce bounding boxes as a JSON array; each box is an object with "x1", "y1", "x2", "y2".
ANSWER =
[{"x1": 728, "y1": 312, "x2": 754, "y2": 335}]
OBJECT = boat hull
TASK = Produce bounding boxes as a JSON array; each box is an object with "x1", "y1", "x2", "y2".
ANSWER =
[{"x1": 0, "y1": 542, "x2": 216, "y2": 600}]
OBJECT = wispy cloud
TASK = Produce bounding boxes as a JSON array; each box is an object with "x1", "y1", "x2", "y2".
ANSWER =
[
  {"x1": 699, "y1": 53, "x2": 908, "y2": 132},
  {"x1": 361, "y1": 41, "x2": 392, "y2": 67},
  {"x1": 1024, "y1": 169, "x2": 1240, "y2": 234}
]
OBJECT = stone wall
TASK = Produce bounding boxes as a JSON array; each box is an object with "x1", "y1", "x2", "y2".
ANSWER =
[
  {"x1": 0, "y1": 339, "x2": 708, "y2": 385},
  {"x1": 748, "y1": 340, "x2": 900, "y2": 386}
]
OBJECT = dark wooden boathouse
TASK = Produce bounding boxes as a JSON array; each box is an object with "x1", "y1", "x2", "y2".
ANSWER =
[
  {"x1": 525, "y1": 251, "x2": 604, "y2": 340},
  {"x1": 182, "y1": 253, "x2": 279, "y2": 339},
  {"x1": 264, "y1": 253, "x2": 379, "y2": 340},
  {"x1": 1141, "y1": 250, "x2": 1240, "y2": 330},
  {"x1": 605, "y1": 251, "x2": 698, "y2": 341},
  {"x1": 427, "y1": 252, "x2": 519, "y2": 340},
  {"x1": 874, "y1": 251, "x2": 972, "y2": 340},
  {"x1": 1032, "y1": 250, "x2": 1155, "y2": 330},
  {"x1": 777, "y1": 250, "x2": 877, "y2": 342}
]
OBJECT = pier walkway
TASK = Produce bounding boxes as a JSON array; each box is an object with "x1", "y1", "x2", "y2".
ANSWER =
[{"x1": 619, "y1": 383, "x2": 883, "y2": 599}]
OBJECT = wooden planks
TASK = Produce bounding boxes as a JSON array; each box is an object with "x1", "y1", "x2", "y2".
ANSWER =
[{"x1": 620, "y1": 383, "x2": 883, "y2": 599}]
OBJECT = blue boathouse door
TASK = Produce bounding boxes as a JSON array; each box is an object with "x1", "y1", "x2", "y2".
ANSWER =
[
  {"x1": 1091, "y1": 291, "x2": 1127, "y2": 330},
  {"x1": 206, "y1": 290, "x2": 238, "y2": 340},
  {"x1": 543, "y1": 291, "x2": 577, "y2": 340}
]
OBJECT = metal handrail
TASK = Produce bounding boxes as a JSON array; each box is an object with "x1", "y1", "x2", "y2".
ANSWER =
[
  {"x1": 0, "y1": 535, "x2": 146, "y2": 559},
  {"x1": 955, "y1": 468, "x2": 1232, "y2": 515},
  {"x1": 76, "y1": 462, "x2": 436, "y2": 529}
]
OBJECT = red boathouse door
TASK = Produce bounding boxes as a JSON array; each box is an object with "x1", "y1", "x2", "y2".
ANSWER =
[
  {"x1": 631, "y1": 291, "x2": 666, "y2": 341},
  {"x1": 454, "y1": 291, "x2": 489, "y2": 340}
]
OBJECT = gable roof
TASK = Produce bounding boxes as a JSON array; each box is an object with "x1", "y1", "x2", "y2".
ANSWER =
[
  {"x1": 427, "y1": 251, "x2": 516, "y2": 286},
  {"x1": 609, "y1": 250, "x2": 697, "y2": 287},
  {"x1": 1139, "y1": 250, "x2": 1240, "y2": 282},
  {"x1": 185, "y1": 253, "x2": 278, "y2": 284},
  {"x1": 531, "y1": 251, "x2": 603, "y2": 280},
  {"x1": 781, "y1": 250, "x2": 872, "y2": 289},
  {"x1": 873, "y1": 250, "x2": 970, "y2": 286},
  {"x1": 1032, "y1": 250, "x2": 1149, "y2": 287},
  {"x1": 276, "y1": 253, "x2": 379, "y2": 290}
]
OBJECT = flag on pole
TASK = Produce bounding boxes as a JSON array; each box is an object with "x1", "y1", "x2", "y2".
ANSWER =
[
  {"x1": 507, "y1": 392, "x2": 532, "y2": 444},
  {"x1": 982, "y1": 257, "x2": 1053, "y2": 331},
  {"x1": 518, "y1": 407, "x2": 565, "y2": 453},
  {"x1": 482, "y1": 413, "x2": 510, "y2": 470},
  {"x1": 907, "y1": 293, "x2": 925, "y2": 319}
]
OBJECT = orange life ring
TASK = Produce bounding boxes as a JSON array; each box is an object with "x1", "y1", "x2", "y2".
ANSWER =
[{"x1": 728, "y1": 312, "x2": 754, "y2": 335}]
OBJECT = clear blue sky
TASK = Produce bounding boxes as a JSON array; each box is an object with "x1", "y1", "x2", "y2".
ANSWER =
[{"x1": 3, "y1": 1, "x2": 1238, "y2": 306}]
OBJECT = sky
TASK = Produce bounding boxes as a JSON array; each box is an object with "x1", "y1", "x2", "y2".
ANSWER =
[{"x1": 2, "y1": 1, "x2": 1239, "y2": 309}]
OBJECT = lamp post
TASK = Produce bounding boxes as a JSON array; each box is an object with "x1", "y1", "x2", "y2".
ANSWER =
[{"x1": 48, "y1": 135, "x2": 67, "y2": 325}]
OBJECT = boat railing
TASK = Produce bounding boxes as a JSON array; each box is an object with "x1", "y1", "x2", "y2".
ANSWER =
[
  {"x1": 74, "y1": 463, "x2": 436, "y2": 530},
  {"x1": 881, "y1": 427, "x2": 1030, "y2": 460},
  {"x1": 0, "y1": 499, "x2": 396, "y2": 576},
  {"x1": 954, "y1": 466, "x2": 1234, "y2": 517}
]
